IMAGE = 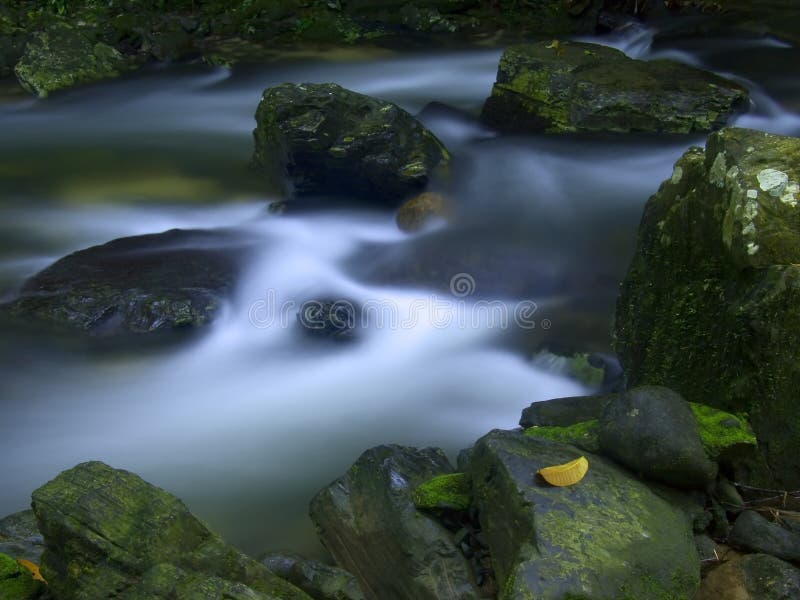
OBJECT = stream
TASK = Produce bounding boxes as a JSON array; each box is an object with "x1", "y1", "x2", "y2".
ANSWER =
[{"x1": 1, "y1": 25, "x2": 798, "y2": 558}]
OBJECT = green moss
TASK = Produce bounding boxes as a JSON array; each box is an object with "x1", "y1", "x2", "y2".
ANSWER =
[
  {"x1": 524, "y1": 420, "x2": 600, "y2": 453},
  {"x1": 690, "y1": 402, "x2": 756, "y2": 459},
  {"x1": 0, "y1": 553, "x2": 44, "y2": 599},
  {"x1": 411, "y1": 473, "x2": 470, "y2": 511}
]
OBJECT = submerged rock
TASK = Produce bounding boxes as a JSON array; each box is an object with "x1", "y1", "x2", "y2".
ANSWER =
[
  {"x1": 1, "y1": 228, "x2": 253, "y2": 337},
  {"x1": 0, "y1": 510, "x2": 44, "y2": 564},
  {"x1": 261, "y1": 553, "x2": 364, "y2": 600},
  {"x1": 615, "y1": 127, "x2": 800, "y2": 489},
  {"x1": 309, "y1": 445, "x2": 480, "y2": 600},
  {"x1": 470, "y1": 430, "x2": 699, "y2": 600},
  {"x1": 598, "y1": 386, "x2": 718, "y2": 489},
  {"x1": 396, "y1": 192, "x2": 449, "y2": 232},
  {"x1": 14, "y1": 23, "x2": 128, "y2": 97},
  {"x1": 31, "y1": 461, "x2": 311, "y2": 600},
  {"x1": 252, "y1": 83, "x2": 449, "y2": 206},
  {"x1": 481, "y1": 41, "x2": 748, "y2": 134},
  {"x1": 695, "y1": 553, "x2": 800, "y2": 600}
]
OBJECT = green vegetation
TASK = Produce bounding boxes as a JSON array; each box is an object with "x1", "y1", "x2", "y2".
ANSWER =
[
  {"x1": 412, "y1": 473, "x2": 471, "y2": 511},
  {"x1": 689, "y1": 403, "x2": 757, "y2": 459}
]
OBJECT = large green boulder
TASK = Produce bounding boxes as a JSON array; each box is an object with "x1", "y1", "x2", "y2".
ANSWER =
[
  {"x1": 614, "y1": 127, "x2": 800, "y2": 489},
  {"x1": 309, "y1": 445, "x2": 481, "y2": 600},
  {"x1": 470, "y1": 430, "x2": 700, "y2": 600},
  {"x1": 14, "y1": 23, "x2": 128, "y2": 98},
  {"x1": 31, "y1": 461, "x2": 312, "y2": 600},
  {"x1": 0, "y1": 229, "x2": 253, "y2": 336},
  {"x1": 481, "y1": 41, "x2": 748, "y2": 134},
  {"x1": 252, "y1": 83, "x2": 449, "y2": 205}
]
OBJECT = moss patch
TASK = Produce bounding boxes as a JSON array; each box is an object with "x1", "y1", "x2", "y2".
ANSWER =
[
  {"x1": 690, "y1": 402, "x2": 757, "y2": 459},
  {"x1": 412, "y1": 473, "x2": 471, "y2": 511},
  {"x1": 524, "y1": 420, "x2": 600, "y2": 453},
  {"x1": 0, "y1": 553, "x2": 44, "y2": 599}
]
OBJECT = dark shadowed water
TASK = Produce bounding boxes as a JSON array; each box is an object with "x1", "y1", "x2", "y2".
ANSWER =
[{"x1": 0, "y1": 27, "x2": 798, "y2": 557}]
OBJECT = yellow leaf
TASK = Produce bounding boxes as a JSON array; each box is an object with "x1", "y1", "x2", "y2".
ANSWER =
[
  {"x1": 537, "y1": 456, "x2": 589, "y2": 487},
  {"x1": 17, "y1": 558, "x2": 47, "y2": 584}
]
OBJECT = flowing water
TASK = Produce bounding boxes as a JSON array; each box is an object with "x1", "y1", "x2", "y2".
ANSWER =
[{"x1": 1, "y1": 27, "x2": 798, "y2": 558}]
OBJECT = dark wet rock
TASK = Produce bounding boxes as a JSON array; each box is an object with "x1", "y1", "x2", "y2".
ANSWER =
[
  {"x1": 695, "y1": 553, "x2": 800, "y2": 600},
  {"x1": 481, "y1": 41, "x2": 748, "y2": 134},
  {"x1": 396, "y1": 192, "x2": 449, "y2": 232},
  {"x1": 519, "y1": 394, "x2": 611, "y2": 428},
  {"x1": 252, "y1": 83, "x2": 449, "y2": 206},
  {"x1": 1, "y1": 228, "x2": 253, "y2": 337},
  {"x1": 31, "y1": 461, "x2": 311, "y2": 600},
  {"x1": 0, "y1": 510, "x2": 44, "y2": 564},
  {"x1": 470, "y1": 430, "x2": 699, "y2": 599},
  {"x1": 695, "y1": 534, "x2": 722, "y2": 563},
  {"x1": 0, "y1": 552, "x2": 44, "y2": 599},
  {"x1": 729, "y1": 510, "x2": 800, "y2": 563},
  {"x1": 309, "y1": 445, "x2": 481, "y2": 600},
  {"x1": 296, "y1": 298, "x2": 359, "y2": 341},
  {"x1": 714, "y1": 477, "x2": 746, "y2": 515},
  {"x1": 14, "y1": 22, "x2": 128, "y2": 97},
  {"x1": 615, "y1": 127, "x2": 800, "y2": 489},
  {"x1": 598, "y1": 386, "x2": 717, "y2": 489},
  {"x1": 260, "y1": 553, "x2": 364, "y2": 600}
]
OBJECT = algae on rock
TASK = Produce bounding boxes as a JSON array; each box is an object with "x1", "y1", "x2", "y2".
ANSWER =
[{"x1": 615, "y1": 127, "x2": 800, "y2": 489}]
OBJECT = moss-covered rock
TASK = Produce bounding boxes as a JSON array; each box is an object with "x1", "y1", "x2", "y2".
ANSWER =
[
  {"x1": 261, "y1": 553, "x2": 364, "y2": 600},
  {"x1": 614, "y1": 127, "x2": 800, "y2": 489},
  {"x1": 14, "y1": 22, "x2": 128, "y2": 97},
  {"x1": 470, "y1": 430, "x2": 700, "y2": 600},
  {"x1": 412, "y1": 473, "x2": 471, "y2": 511},
  {"x1": 481, "y1": 41, "x2": 748, "y2": 134},
  {"x1": 309, "y1": 445, "x2": 481, "y2": 599},
  {"x1": 31, "y1": 461, "x2": 312, "y2": 600},
  {"x1": 598, "y1": 386, "x2": 718, "y2": 489},
  {"x1": 0, "y1": 552, "x2": 44, "y2": 599},
  {"x1": 252, "y1": 83, "x2": 449, "y2": 206},
  {"x1": 0, "y1": 510, "x2": 44, "y2": 564},
  {"x1": 0, "y1": 228, "x2": 253, "y2": 337}
]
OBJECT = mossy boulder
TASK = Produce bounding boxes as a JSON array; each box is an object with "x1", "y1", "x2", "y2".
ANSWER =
[
  {"x1": 0, "y1": 229, "x2": 252, "y2": 337},
  {"x1": 31, "y1": 461, "x2": 312, "y2": 600},
  {"x1": 598, "y1": 386, "x2": 718, "y2": 489},
  {"x1": 0, "y1": 552, "x2": 44, "y2": 599},
  {"x1": 14, "y1": 22, "x2": 128, "y2": 97},
  {"x1": 481, "y1": 41, "x2": 748, "y2": 134},
  {"x1": 695, "y1": 553, "x2": 800, "y2": 600},
  {"x1": 689, "y1": 402, "x2": 757, "y2": 464},
  {"x1": 261, "y1": 553, "x2": 364, "y2": 600},
  {"x1": 309, "y1": 445, "x2": 481, "y2": 600},
  {"x1": 614, "y1": 127, "x2": 800, "y2": 489},
  {"x1": 0, "y1": 510, "x2": 44, "y2": 564},
  {"x1": 252, "y1": 83, "x2": 449, "y2": 205},
  {"x1": 470, "y1": 430, "x2": 700, "y2": 600}
]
